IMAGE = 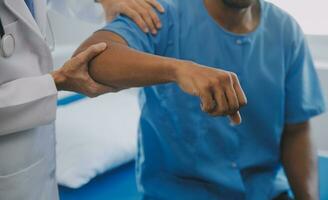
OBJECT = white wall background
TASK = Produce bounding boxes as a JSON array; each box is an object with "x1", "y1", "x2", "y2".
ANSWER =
[{"x1": 268, "y1": 0, "x2": 328, "y2": 35}]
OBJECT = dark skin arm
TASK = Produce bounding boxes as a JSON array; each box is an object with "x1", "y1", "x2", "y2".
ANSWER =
[
  {"x1": 281, "y1": 121, "x2": 319, "y2": 200},
  {"x1": 74, "y1": 31, "x2": 248, "y2": 124}
]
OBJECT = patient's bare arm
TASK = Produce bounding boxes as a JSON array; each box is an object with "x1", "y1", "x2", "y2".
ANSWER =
[
  {"x1": 74, "y1": 31, "x2": 247, "y2": 124},
  {"x1": 76, "y1": 31, "x2": 178, "y2": 90},
  {"x1": 281, "y1": 121, "x2": 319, "y2": 200}
]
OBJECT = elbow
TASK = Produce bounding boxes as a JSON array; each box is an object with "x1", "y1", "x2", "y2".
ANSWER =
[
  {"x1": 89, "y1": 58, "x2": 111, "y2": 85},
  {"x1": 75, "y1": 31, "x2": 130, "y2": 91},
  {"x1": 88, "y1": 57, "x2": 124, "y2": 93},
  {"x1": 89, "y1": 58, "x2": 104, "y2": 84}
]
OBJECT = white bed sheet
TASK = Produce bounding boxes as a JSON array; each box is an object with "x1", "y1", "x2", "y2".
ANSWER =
[{"x1": 56, "y1": 89, "x2": 140, "y2": 188}]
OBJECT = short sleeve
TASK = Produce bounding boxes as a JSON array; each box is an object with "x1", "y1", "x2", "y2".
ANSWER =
[
  {"x1": 284, "y1": 26, "x2": 326, "y2": 124},
  {"x1": 101, "y1": 0, "x2": 175, "y2": 54}
]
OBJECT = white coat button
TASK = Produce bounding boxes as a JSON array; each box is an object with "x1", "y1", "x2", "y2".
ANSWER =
[
  {"x1": 231, "y1": 162, "x2": 238, "y2": 168},
  {"x1": 1, "y1": 34, "x2": 15, "y2": 57}
]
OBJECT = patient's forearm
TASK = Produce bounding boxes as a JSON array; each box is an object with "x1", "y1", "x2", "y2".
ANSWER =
[
  {"x1": 281, "y1": 122, "x2": 319, "y2": 200},
  {"x1": 77, "y1": 31, "x2": 180, "y2": 89},
  {"x1": 74, "y1": 30, "x2": 248, "y2": 122}
]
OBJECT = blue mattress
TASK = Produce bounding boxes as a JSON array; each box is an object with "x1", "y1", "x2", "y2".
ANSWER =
[
  {"x1": 59, "y1": 157, "x2": 328, "y2": 200},
  {"x1": 320, "y1": 156, "x2": 328, "y2": 200},
  {"x1": 59, "y1": 162, "x2": 141, "y2": 200}
]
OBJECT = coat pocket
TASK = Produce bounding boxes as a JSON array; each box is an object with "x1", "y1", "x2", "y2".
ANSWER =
[
  {"x1": 0, "y1": 157, "x2": 53, "y2": 200},
  {"x1": 4, "y1": 20, "x2": 18, "y2": 30}
]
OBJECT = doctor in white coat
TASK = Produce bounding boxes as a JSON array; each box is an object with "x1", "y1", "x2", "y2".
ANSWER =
[{"x1": 0, "y1": 0, "x2": 162, "y2": 199}]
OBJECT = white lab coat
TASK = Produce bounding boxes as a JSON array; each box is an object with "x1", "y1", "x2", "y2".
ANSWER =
[{"x1": 0, "y1": 0, "x2": 101, "y2": 199}]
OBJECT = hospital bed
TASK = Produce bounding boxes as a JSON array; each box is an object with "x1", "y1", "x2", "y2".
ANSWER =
[{"x1": 59, "y1": 161, "x2": 141, "y2": 200}]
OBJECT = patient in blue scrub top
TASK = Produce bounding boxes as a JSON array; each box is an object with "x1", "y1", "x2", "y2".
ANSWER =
[{"x1": 75, "y1": 0, "x2": 326, "y2": 199}]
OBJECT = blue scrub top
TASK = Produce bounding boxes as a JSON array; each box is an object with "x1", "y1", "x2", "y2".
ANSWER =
[
  {"x1": 103, "y1": 0, "x2": 326, "y2": 199},
  {"x1": 24, "y1": 0, "x2": 35, "y2": 17}
]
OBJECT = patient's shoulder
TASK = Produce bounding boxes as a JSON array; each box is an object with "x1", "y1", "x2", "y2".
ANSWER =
[
  {"x1": 156, "y1": 0, "x2": 179, "y2": 19},
  {"x1": 157, "y1": 0, "x2": 177, "y2": 10},
  {"x1": 264, "y1": 1, "x2": 305, "y2": 43},
  {"x1": 264, "y1": 2, "x2": 303, "y2": 32}
]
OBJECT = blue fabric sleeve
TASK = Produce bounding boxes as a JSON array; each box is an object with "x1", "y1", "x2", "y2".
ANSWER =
[
  {"x1": 284, "y1": 26, "x2": 326, "y2": 124},
  {"x1": 101, "y1": 0, "x2": 175, "y2": 54}
]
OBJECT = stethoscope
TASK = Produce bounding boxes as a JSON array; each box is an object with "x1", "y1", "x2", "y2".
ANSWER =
[
  {"x1": 0, "y1": 17, "x2": 15, "y2": 58},
  {"x1": 0, "y1": 13, "x2": 55, "y2": 58}
]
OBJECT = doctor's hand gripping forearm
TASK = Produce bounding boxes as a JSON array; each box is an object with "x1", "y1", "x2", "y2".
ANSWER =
[
  {"x1": 98, "y1": 0, "x2": 164, "y2": 34},
  {"x1": 50, "y1": 42, "x2": 115, "y2": 97},
  {"x1": 75, "y1": 31, "x2": 247, "y2": 124}
]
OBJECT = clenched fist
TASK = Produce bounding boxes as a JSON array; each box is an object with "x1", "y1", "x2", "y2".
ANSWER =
[{"x1": 175, "y1": 61, "x2": 248, "y2": 125}]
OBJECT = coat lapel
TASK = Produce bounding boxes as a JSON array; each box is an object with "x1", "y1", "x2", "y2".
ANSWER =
[
  {"x1": 34, "y1": 0, "x2": 47, "y2": 37},
  {"x1": 4, "y1": 0, "x2": 43, "y2": 38}
]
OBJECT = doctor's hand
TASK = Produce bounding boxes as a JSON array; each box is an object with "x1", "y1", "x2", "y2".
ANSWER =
[
  {"x1": 175, "y1": 61, "x2": 248, "y2": 125},
  {"x1": 51, "y1": 42, "x2": 115, "y2": 98},
  {"x1": 98, "y1": 0, "x2": 164, "y2": 34}
]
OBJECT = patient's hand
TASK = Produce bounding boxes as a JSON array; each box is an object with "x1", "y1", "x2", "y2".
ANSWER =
[
  {"x1": 175, "y1": 61, "x2": 248, "y2": 125},
  {"x1": 98, "y1": 0, "x2": 164, "y2": 34},
  {"x1": 51, "y1": 43, "x2": 116, "y2": 97}
]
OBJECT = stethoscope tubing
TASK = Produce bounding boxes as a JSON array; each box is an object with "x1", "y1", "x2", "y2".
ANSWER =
[{"x1": 0, "y1": 17, "x2": 4, "y2": 38}]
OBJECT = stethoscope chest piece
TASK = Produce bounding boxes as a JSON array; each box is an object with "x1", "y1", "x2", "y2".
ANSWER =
[{"x1": 1, "y1": 34, "x2": 15, "y2": 57}]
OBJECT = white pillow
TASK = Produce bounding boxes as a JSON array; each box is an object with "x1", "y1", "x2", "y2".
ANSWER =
[{"x1": 55, "y1": 89, "x2": 140, "y2": 188}]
